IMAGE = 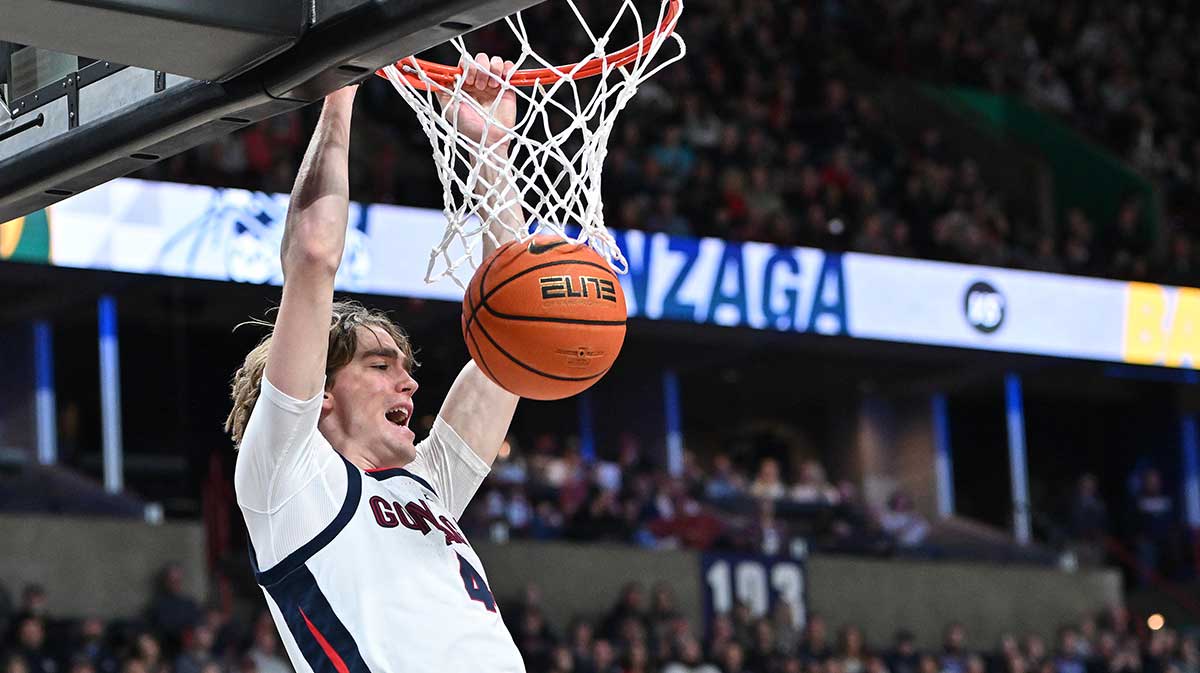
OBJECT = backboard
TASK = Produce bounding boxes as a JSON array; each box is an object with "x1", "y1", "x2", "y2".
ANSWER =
[{"x1": 0, "y1": 0, "x2": 543, "y2": 222}]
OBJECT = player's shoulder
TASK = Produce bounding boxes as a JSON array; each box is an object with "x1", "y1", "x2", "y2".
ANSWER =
[
  {"x1": 240, "y1": 374, "x2": 327, "y2": 447},
  {"x1": 257, "y1": 374, "x2": 325, "y2": 415},
  {"x1": 422, "y1": 416, "x2": 487, "y2": 468}
]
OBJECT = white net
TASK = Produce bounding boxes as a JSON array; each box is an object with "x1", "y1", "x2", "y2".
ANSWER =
[{"x1": 380, "y1": 0, "x2": 685, "y2": 287}]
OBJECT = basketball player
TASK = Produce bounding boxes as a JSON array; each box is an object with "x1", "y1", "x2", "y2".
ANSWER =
[{"x1": 224, "y1": 54, "x2": 527, "y2": 672}]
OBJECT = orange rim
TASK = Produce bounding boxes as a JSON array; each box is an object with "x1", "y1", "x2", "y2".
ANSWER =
[{"x1": 375, "y1": 0, "x2": 681, "y2": 91}]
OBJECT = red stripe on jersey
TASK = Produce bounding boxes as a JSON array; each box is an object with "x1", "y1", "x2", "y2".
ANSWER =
[{"x1": 299, "y1": 607, "x2": 350, "y2": 673}]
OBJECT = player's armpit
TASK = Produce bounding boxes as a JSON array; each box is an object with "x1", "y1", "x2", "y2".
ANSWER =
[{"x1": 436, "y1": 360, "x2": 519, "y2": 467}]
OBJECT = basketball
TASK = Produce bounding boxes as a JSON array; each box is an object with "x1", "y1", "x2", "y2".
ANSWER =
[{"x1": 461, "y1": 235, "x2": 627, "y2": 400}]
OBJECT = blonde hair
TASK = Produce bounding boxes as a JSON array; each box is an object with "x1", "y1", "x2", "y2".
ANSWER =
[{"x1": 224, "y1": 300, "x2": 417, "y2": 447}]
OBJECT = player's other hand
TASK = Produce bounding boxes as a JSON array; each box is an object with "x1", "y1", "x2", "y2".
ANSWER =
[{"x1": 436, "y1": 52, "x2": 517, "y2": 152}]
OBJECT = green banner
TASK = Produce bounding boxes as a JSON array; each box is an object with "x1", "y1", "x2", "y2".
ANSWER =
[
  {"x1": 927, "y1": 86, "x2": 1159, "y2": 243},
  {"x1": 0, "y1": 209, "x2": 52, "y2": 264}
]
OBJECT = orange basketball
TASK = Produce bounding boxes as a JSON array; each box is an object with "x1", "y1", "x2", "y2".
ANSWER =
[{"x1": 461, "y1": 235, "x2": 627, "y2": 400}]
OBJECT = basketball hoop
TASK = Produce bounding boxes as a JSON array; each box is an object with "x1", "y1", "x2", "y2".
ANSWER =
[{"x1": 377, "y1": 0, "x2": 685, "y2": 287}]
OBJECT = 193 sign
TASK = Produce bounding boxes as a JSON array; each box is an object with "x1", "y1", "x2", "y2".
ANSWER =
[{"x1": 701, "y1": 553, "x2": 807, "y2": 630}]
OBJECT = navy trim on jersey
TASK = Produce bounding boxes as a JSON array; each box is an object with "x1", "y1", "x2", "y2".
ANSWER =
[
  {"x1": 365, "y1": 467, "x2": 437, "y2": 497},
  {"x1": 250, "y1": 455, "x2": 362, "y2": 587},
  {"x1": 264, "y1": 564, "x2": 371, "y2": 673}
]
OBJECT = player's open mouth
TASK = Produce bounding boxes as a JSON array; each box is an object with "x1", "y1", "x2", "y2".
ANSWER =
[{"x1": 385, "y1": 407, "x2": 410, "y2": 427}]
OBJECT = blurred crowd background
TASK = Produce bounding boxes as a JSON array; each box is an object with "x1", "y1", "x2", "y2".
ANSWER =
[
  {"x1": 7, "y1": 1, "x2": 1200, "y2": 672},
  {"x1": 456, "y1": 428, "x2": 1192, "y2": 583},
  {"x1": 133, "y1": 0, "x2": 1200, "y2": 286},
  {"x1": 1, "y1": 570, "x2": 1196, "y2": 673}
]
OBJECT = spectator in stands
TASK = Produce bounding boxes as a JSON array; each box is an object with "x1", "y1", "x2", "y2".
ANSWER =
[
  {"x1": 661, "y1": 634, "x2": 720, "y2": 673},
  {"x1": 770, "y1": 602, "x2": 801, "y2": 659},
  {"x1": 568, "y1": 485, "x2": 627, "y2": 543},
  {"x1": 942, "y1": 623, "x2": 969, "y2": 673},
  {"x1": 591, "y1": 639, "x2": 617, "y2": 673},
  {"x1": 918, "y1": 654, "x2": 941, "y2": 673},
  {"x1": 718, "y1": 642, "x2": 750, "y2": 673},
  {"x1": 997, "y1": 633, "x2": 1022, "y2": 673},
  {"x1": 745, "y1": 619, "x2": 780, "y2": 673},
  {"x1": 1163, "y1": 231, "x2": 1198, "y2": 287},
  {"x1": 649, "y1": 584, "x2": 681, "y2": 631},
  {"x1": 1023, "y1": 634, "x2": 1047, "y2": 669},
  {"x1": 491, "y1": 435, "x2": 528, "y2": 485},
  {"x1": 839, "y1": 625, "x2": 869, "y2": 673},
  {"x1": 1100, "y1": 604, "x2": 1132, "y2": 639},
  {"x1": 886, "y1": 630, "x2": 921, "y2": 673},
  {"x1": 704, "y1": 454, "x2": 746, "y2": 501},
  {"x1": 72, "y1": 619, "x2": 117, "y2": 673},
  {"x1": 1106, "y1": 199, "x2": 1150, "y2": 279},
  {"x1": 647, "y1": 479, "x2": 726, "y2": 551},
  {"x1": 244, "y1": 615, "x2": 290, "y2": 673},
  {"x1": 1073, "y1": 618, "x2": 1096, "y2": 660},
  {"x1": 600, "y1": 584, "x2": 648, "y2": 643},
  {"x1": 853, "y1": 212, "x2": 894, "y2": 256},
  {"x1": 173, "y1": 623, "x2": 213, "y2": 673},
  {"x1": 750, "y1": 458, "x2": 787, "y2": 500},
  {"x1": 547, "y1": 645, "x2": 575, "y2": 673},
  {"x1": 3, "y1": 656, "x2": 29, "y2": 673},
  {"x1": 64, "y1": 657, "x2": 92, "y2": 673},
  {"x1": 1131, "y1": 467, "x2": 1178, "y2": 583},
  {"x1": 749, "y1": 498, "x2": 788, "y2": 557},
  {"x1": 729, "y1": 603, "x2": 755, "y2": 652},
  {"x1": 131, "y1": 633, "x2": 165, "y2": 673},
  {"x1": 10, "y1": 616, "x2": 56, "y2": 673},
  {"x1": 532, "y1": 499, "x2": 564, "y2": 539},
  {"x1": 800, "y1": 614, "x2": 833, "y2": 663},
  {"x1": 867, "y1": 656, "x2": 892, "y2": 673},
  {"x1": 880, "y1": 491, "x2": 932, "y2": 551},
  {"x1": 1068, "y1": 474, "x2": 1108, "y2": 542},
  {"x1": 828, "y1": 481, "x2": 886, "y2": 554},
  {"x1": 143, "y1": 564, "x2": 200, "y2": 652},
  {"x1": 514, "y1": 605, "x2": 557, "y2": 672},
  {"x1": 1054, "y1": 628, "x2": 1086, "y2": 673},
  {"x1": 15, "y1": 586, "x2": 47, "y2": 621},
  {"x1": 505, "y1": 488, "x2": 534, "y2": 538},
  {"x1": 789, "y1": 460, "x2": 840, "y2": 505},
  {"x1": 1179, "y1": 637, "x2": 1199, "y2": 673},
  {"x1": 504, "y1": 583, "x2": 544, "y2": 641},
  {"x1": 566, "y1": 619, "x2": 594, "y2": 673},
  {"x1": 1106, "y1": 638, "x2": 1142, "y2": 673}
]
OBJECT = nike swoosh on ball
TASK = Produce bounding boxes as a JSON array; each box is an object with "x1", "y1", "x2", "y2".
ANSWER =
[{"x1": 527, "y1": 240, "x2": 568, "y2": 255}]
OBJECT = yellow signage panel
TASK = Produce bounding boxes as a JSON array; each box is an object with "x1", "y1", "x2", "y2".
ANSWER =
[{"x1": 1123, "y1": 282, "x2": 1200, "y2": 368}]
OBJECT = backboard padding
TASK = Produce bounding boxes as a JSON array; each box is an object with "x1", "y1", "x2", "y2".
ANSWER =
[{"x1": 0, "y1": 0, "x2": 544, "y2": 223}]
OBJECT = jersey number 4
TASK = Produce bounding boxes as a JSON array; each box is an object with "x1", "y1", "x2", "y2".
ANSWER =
[{"x1": 457, "y1": 553, "x2": 496, "y2": 612}]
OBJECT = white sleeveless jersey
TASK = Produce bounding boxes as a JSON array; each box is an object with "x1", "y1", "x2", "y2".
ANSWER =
[{"x1": 235, "y1": 377, "x2": 525, "y2": 673}]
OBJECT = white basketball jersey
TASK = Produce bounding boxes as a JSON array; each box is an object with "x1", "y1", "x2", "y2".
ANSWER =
[{"x1": 235, "y1": 377, "x2": 525, "y2": 673}]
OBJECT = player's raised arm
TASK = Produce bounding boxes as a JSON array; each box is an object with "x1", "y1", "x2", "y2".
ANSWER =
[
  {"x1": 436, "y1": 54, "x2": 522, "y2": 466},
  {"x1": 265, "y1": 86, "x2": 358, "y2": 400}
]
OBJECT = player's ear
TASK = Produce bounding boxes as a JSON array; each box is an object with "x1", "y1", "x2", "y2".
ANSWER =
[{"x1": 321, "y1": 391, "x2": 334, "y2": 414}]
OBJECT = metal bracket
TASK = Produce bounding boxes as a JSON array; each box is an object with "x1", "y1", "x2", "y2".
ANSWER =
[
  {"x1": 154, "y1": 70, "x2": 165, "y2": 93},
  {"x1": 10, "y1": 60, "x2": 127, "y2": 120},
  {"x1": 0, "y1": 112, "x2": 43, "y2": 142},
  {"x1": 64, "y1": 73, "x2": 78, "y2": 128}
]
